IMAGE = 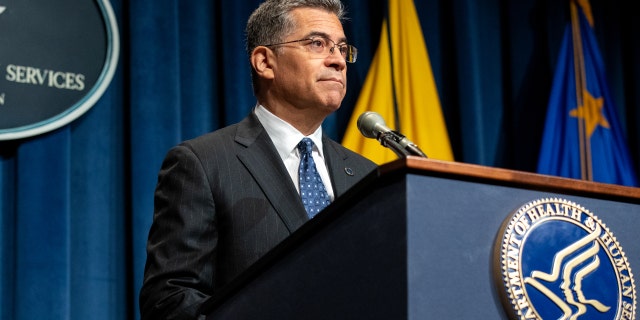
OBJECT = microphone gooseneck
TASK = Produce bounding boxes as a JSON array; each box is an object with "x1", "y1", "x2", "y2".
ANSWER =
[{"x1": 356, "y1": 111, "x2": 428, "y2": 159}]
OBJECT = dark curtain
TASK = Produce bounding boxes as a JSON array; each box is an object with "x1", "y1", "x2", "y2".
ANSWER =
[{"x1": 1, "y1": 0, "x2": 638, "y2": 318}]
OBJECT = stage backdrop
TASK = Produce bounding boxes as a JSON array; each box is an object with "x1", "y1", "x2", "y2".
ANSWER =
[{"x1": 1, "y1": 0, "x2": 639, "y2": 319}]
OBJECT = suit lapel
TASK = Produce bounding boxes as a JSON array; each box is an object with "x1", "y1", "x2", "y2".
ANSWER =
[
  {"x1": 322, "y1": 136, "x2": 351, "y2": 197},
  {"x1": 234, "y1": 114, "x2": 308, "y2": 232}
]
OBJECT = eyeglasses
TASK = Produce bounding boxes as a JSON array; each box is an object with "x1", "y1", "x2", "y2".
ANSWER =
[{"x1": 262, "y1": 36, "x2": 358, "y2": 63}]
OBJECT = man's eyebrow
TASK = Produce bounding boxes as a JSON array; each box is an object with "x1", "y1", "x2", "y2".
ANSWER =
[{"x1": 305, "y1": 31, "x2": 348, "y2": 44}]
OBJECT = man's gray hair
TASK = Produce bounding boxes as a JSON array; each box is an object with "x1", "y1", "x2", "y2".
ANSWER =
[{"x1": 246, "y1": 0, "x2": 346, "y2": 56}]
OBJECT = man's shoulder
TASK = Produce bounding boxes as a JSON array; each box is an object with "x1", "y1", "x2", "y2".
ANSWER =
[
  {"x1": 182, "y1": 114, "x2": 259, "y2": 148},
  {"x1": 179, "y1": 124, "x2": 236, "y2": 149}
]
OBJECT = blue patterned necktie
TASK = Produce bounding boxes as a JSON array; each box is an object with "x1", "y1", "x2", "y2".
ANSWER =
[{"x1": 297, "y1": 138, "x2": 331, "y2": 218}]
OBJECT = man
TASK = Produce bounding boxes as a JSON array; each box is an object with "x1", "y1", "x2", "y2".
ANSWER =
[{"x1": 139, "y1": 0, "x2": 377, "y2": 318}]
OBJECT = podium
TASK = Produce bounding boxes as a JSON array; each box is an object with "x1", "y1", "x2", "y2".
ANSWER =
[{"x1": 200, "y1": 157, "x2": 640, "y2": 319}]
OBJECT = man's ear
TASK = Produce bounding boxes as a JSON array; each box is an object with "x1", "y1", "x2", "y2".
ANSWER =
[{"x1": 251, "y1": 46, "x2": 275, "y2": 80}]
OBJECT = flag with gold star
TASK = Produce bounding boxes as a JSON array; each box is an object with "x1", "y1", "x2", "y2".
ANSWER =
[{"x1": 537, "y1": 0, "x2": 637, "y2": 186}]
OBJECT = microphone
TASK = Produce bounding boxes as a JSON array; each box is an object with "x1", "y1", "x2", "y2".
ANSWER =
[{"x1": 357, "y1": 111, "x2": 428, "y2": 158}]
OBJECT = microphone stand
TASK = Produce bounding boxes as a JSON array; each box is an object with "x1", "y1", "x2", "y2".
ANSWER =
[{"x1": 377, "y1": 131, "x2": 428, "y2": 158}]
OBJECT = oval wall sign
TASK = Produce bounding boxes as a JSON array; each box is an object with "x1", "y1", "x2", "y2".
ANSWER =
[{"x1": 0, "y1": 0, "x2": 119, "y2": 140}]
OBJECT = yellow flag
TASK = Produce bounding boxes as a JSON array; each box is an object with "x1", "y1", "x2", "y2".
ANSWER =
[{"x1": 342, "y1": 0, "x2": 453, "y2": 164}]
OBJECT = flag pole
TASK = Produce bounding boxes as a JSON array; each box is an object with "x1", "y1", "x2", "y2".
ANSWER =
[
  {"x1": 570, "y1": 0, "x2": 592, "y2": 181},
  {"x1": 385, "y1": 0, "x2": 401, "y2": 132}
]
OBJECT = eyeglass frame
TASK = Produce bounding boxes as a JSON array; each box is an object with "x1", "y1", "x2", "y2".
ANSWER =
[{"x1": 261, "y1": 36, "x2": 358, "y2": 63}]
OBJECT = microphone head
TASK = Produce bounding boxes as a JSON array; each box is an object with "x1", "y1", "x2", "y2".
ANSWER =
[{"x1": 357, "y1": 111, "x2": 386, "y2": 139}]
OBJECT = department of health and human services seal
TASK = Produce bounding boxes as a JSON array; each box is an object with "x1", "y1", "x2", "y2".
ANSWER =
[{"x1": 493, "y1": 198, "x2": 636, "y2": 320}]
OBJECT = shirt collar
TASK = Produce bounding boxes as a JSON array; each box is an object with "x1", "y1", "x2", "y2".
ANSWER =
[{"x1": 254, "y1": 104, "x2": 324, "y2": 158}]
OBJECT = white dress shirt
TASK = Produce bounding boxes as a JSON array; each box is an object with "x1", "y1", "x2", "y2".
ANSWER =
[{"x1": 253, "y1": 104, "x2": 335, "y2": 201}]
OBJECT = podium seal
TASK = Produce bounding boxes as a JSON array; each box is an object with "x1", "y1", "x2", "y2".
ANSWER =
[{"x1": 493, "y1": 198, "x2": 636, "y2": 319}]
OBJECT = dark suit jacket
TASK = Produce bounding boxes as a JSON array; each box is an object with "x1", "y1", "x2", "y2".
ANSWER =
[{"x1": 139, "y1": 112, "x2": 377, "y2": 319}]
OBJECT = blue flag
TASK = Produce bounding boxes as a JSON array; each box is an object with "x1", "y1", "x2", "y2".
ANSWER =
[{"x1": 537, "y1": 4, "x2": 638, "y2": 186}]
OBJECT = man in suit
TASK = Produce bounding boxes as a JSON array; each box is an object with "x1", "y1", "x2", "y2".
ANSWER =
[{"x1": 139, "y1": 0, "x2": 377, "y2": 318}]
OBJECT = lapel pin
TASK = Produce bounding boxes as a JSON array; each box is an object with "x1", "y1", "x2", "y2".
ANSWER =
[{"x1": 344, "y1": 167, "x2": 354, "y2": 176}]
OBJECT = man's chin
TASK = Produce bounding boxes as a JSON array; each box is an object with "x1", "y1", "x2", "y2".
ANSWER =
[
  {"x1": 323, "y1": 91, "x2": 346, "y2": 106},
  {"x1": 323, "y1": 98, "x2": 344, "y2": 112}
]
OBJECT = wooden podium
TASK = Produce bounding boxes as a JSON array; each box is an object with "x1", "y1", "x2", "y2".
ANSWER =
[{"x1": 200, "y1": 157, "x2": 640, "y2": 319}]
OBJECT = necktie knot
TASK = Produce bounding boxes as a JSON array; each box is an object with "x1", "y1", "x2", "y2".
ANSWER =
[
  {"x1": 297, "y1": 137, "x2": 314, "y2": 155},
  {"x1": 297, "y1": 138, "x2": 331, "y2": 218}
]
